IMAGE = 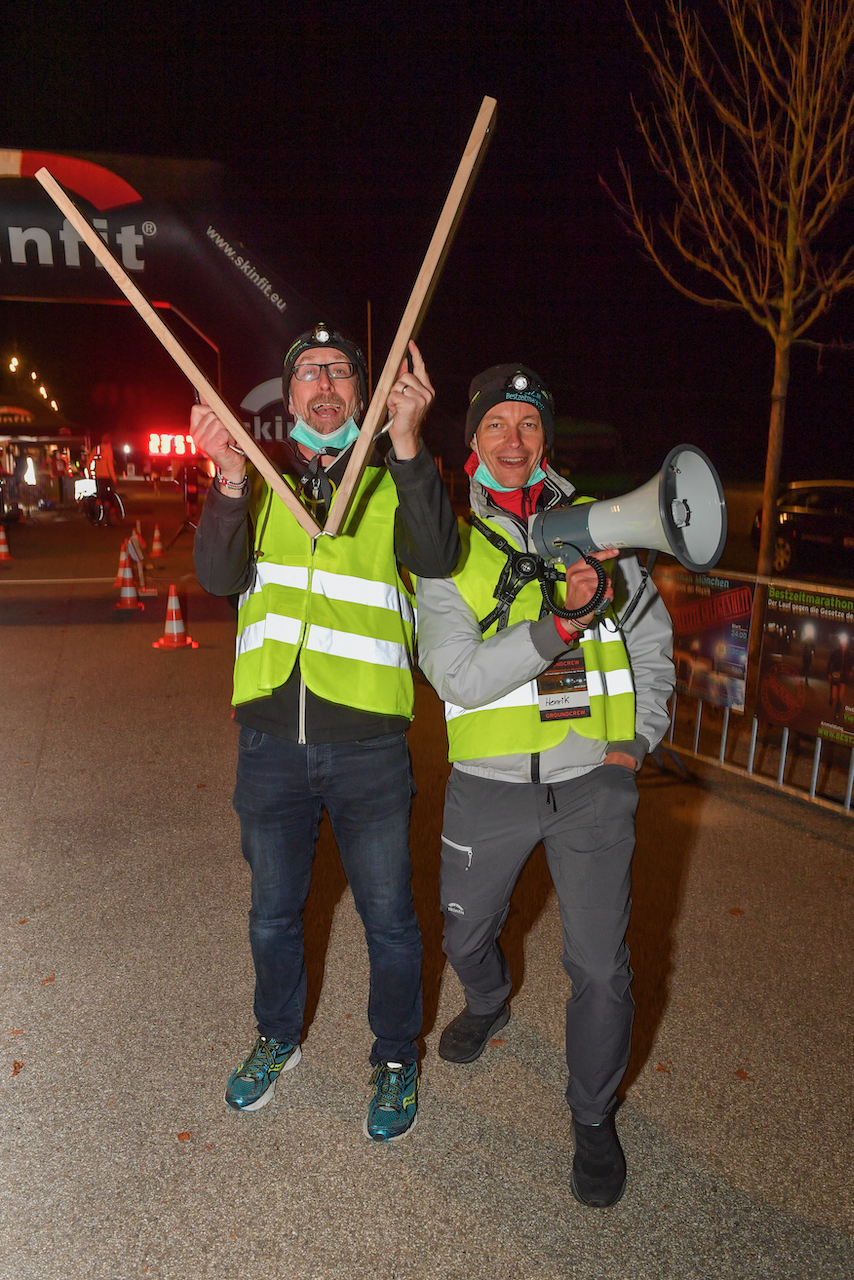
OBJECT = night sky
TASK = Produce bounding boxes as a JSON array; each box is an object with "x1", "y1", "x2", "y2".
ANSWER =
[{"x1": 2, "y1": 0, "x2": 852, "y2": 481}]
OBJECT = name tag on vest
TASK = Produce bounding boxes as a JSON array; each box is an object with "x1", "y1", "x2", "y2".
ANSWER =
[{"x1": 537, "y1": 652, "x2": 592, "y2": 721}]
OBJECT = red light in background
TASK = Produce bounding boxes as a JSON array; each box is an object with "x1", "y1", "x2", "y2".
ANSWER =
[{"x1": 148, "y1": 433, "x2": 197, "y2": 456}]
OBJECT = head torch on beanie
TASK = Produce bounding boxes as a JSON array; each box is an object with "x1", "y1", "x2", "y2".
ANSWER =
[
  {"x1": 282, "y1": 321, "x2": 369, "y2": 415},
  {"x1": 465, "y1": 364, "x2": 555, "y2": 447}
]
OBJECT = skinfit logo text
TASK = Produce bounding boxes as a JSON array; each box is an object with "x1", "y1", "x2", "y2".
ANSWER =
[{"x1": 0, "y1": 219, "x2": 146, "y2": 270}]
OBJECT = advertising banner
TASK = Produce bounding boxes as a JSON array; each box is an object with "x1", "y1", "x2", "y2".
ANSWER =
[
  {"x1": 757, "y1": 584, "x2": 854, "y2": 748},
  {"x1": 653, "y1": 566, "x2": 755, "y2": 712},
  {"x1": 0, "y1": 151, "x2": 327, "y2": 444}
]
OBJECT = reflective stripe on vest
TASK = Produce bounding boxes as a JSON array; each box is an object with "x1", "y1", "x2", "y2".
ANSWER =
[
  {"x1": 303, "y1": 625, "x2": 411, "y2": 669},
  {"x1": 445, "y1": 516, "x2": 635, "y2": 761},
  {"x1": 237, "y1": 613, "x2": 302, "y2": 656},
  {"x1": 239, "y1": 561, "x2": 414, "y2": 629},
  {"x1": 242, "y1": 563, "x2": 310, "y2": 594},
  {"x1": 445, "y1": 682, "x2": 536, "y2": 722},
  {"x1": 311, "y1": 568, "x2": 416, "y2": 628},
  {"x1": 233, "y1": 466, "x2": 415, "y2": 718}
]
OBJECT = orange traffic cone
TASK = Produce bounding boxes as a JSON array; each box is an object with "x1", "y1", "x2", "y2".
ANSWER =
[
  {"x1": 151, "y1": 524, "x2": 164, "y2": 558},
  {"x1": 0, "y1": 525, "x2": 12, "y2": 562},
  {"x1": 115, "y1": 550, "x2": 144, "y2": 611},
  {"x1": 114, "y1": 540, "x2": 129, "y2": 587},
  {"x1": 153, "y1": 585, "x2": 197, "y2": 648}
]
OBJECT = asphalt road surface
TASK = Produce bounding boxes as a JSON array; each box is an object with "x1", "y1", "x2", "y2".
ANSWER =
[{"x1": 1, "y1": 495, "x2": 851, "y2": 1280}]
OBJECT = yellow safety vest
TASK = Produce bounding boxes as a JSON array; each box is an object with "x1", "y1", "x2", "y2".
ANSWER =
[
  {"x1": 233, "y1": 466, "x2": 416, "y2": 719},
  {"x1": 445, "y1": 516, "x2": 635, "y2": 761}
]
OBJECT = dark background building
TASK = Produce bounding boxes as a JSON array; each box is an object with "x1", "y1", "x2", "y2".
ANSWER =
[{"x1": 1, "y1": 0, "x2": 851, "y2": 483}]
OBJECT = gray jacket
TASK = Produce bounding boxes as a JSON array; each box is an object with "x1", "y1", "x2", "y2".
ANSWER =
[{"x1": 416, "y1": 466, "x2": 675, "y2": 784}]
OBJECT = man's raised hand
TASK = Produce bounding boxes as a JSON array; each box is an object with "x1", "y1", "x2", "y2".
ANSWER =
[
  {"x1": 190, "y1": 400, "x2": 247, "y2": 487},
  {"x1": 385, "y1": 341, "x2": 435, "y2": 460}
]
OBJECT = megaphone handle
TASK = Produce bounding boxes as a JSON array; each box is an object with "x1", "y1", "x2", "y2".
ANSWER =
[{"x1": 540, "y1": 555, "x2": 609, "y2": 621}]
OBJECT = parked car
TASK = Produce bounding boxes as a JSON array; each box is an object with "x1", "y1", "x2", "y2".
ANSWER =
[{"x1": 751, "y1": 480, "x2": 854, "y2": 573}]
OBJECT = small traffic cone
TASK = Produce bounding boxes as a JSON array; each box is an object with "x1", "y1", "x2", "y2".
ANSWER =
[
  {"x1": 0, "y1": 525, "x2": 12, "y2": 562},
  {"x1": 153, "y1": 585, "x2": 197, "y2": 648},
  {"x1": 151, "y1": 524, "x2": 164, "y2": 558},
  {"x1": 113, "y1": 540, "x2": 129, "y2": 587},
  {"x1": 115, "y1": 550, "x2": 144, "y2": 611}
]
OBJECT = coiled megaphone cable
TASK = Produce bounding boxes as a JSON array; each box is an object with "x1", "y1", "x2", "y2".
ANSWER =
[{"x1": 539, "y1": 544, "x2": 609, "y2": 621}]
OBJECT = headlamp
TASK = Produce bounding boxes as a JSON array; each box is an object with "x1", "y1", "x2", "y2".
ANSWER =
[
  {"x1": 504, "y1": 370, "x2": 554, "y2": 413},
  {"x1": 313, "y1": 324, "x2": 331, "y2": 344}
]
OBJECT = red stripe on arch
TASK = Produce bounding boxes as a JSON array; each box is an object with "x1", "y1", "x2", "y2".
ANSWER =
[{"x1": 21, "y1": 152, "x2": 142, "y2": 211}]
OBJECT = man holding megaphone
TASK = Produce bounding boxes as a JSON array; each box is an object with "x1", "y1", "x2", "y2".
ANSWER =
[{"x1": 416, "y1": 365, "x2": 676, "y2": 1208}]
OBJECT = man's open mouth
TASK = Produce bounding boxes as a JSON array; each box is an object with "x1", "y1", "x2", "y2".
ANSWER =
[{"x1": 310, "y1": 400, "x2": 343, "y2": 417}]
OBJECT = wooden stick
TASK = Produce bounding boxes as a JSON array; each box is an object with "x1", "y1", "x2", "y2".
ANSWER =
[
  {"x1": 323, "y1": 96, "x2": 497, "y2": 537},
  {"x1": 34, "y1": 166, "x2": 321, "y2": 538}
]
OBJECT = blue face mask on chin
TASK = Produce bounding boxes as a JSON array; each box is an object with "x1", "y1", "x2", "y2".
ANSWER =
[
  {"x1": 473, "y1": 459, "x2": 547, "y2": 493},
  {"x1": 290, "y1": 416, "x2": 361, "y2": 454}
]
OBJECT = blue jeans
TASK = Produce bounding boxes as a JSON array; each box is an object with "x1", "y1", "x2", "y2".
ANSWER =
[{"x1": 232, "y1": 728, "x2": 422, "y2": 1065}]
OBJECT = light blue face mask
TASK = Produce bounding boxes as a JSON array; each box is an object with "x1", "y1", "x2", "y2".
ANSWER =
[
  {"x1": 290, "y1": 416, "x2": 360, "y2": 454},
  {"x1": 473, "y1": 460, "x2": 547, "y2": 492}
]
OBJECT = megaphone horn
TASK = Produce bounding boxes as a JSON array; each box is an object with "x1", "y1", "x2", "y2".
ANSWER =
[{"x1": 530, "y1": 445, "x2": 727, "y2": 574}]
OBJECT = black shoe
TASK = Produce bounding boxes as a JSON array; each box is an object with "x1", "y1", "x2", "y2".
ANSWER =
[
  {"x1": 570, "y1": 1114, "x2": 627, "y2": 1208},
  {"x1": 438, "y1": 1004, "x2": 510, "y2": 1063}
]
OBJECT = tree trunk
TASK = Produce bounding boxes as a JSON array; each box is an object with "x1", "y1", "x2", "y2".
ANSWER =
[
  {"x1": 747, "y1": 332, "x2": 792, "y2": 708},
  {"x1": 757, "y1": 334, "x2": 792, "y2": 580}
]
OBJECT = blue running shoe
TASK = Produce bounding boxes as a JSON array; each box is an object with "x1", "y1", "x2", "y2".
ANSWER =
[
  {"x1": 363, "y1": 1061, "x2": 419, "y2": 1142},
  {"x1": 225, "y1": 1035, "x2": 301, "y2": 1112}
]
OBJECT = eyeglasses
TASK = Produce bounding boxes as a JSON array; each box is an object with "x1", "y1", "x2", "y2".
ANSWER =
[{"x1": 291, "y1": 361, "x2": 357, "y2": 382}]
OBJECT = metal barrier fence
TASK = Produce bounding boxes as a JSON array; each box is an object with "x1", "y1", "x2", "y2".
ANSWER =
[{"x1": 658, "y1": 570, "x2": 854, "y2": 817}]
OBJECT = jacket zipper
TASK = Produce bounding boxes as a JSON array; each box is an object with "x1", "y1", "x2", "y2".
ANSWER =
[
  {"x1": 298, "y1": 676, "x2": 307, "y2": 745},
  {"x1": 299, "y1": 534, "x2": 318, "y2": 746}
]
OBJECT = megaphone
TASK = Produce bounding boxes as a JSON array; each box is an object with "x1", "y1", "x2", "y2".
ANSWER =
[{"x1": 530, "y1": 444, "x2": 727, "y2": 573}]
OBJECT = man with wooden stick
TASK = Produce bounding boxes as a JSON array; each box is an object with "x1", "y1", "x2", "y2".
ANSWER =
[
  {"x1": 192, "y1": 322, "x2": 459, "y2": 1142},
  {"x1": 415, "y1": 365, "x2": 674, "y2": 1204}
]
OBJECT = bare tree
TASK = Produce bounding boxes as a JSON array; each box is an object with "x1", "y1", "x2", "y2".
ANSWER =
[{"x1": 607, "y1": 0, "x2": 854, "y2": 580}]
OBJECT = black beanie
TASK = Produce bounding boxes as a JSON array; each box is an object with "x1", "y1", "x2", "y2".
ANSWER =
[
  {"x1": 282, "y1": 322, "x2": 369, "y2": 413},
  {"x1": 465, "y1": 365, "x2": 555, "y2": 447}
]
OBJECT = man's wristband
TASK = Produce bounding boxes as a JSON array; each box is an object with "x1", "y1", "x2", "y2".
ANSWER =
[
  {"x1": 215, "y1": 468, "x2": 249, "y2": 495},
  {"x1": 554, "y1": 614, "x2": 581, "y2": 645}
]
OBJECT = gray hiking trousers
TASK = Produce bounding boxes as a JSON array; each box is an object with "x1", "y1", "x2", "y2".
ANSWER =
[{"x1": 440, "y1": 763, "x2": 639, "y2": 1125}]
